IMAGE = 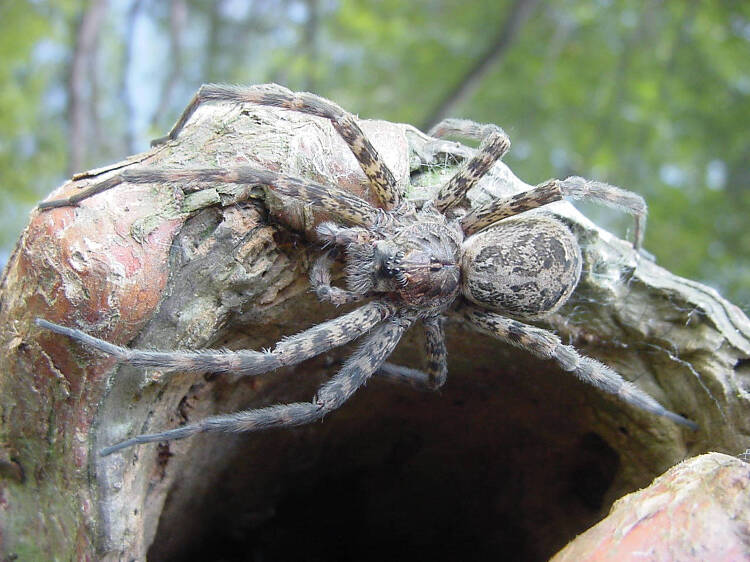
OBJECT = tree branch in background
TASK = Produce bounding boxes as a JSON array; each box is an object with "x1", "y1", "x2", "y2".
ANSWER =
[
  {"x1": 67, "y1": 0, "x2": 109, "y2": 175},
  {"x1": 119, "y1": 0, "x2": 144, "y2": 155},
  {"x1": 421, "y1": 0, "x2": 541, "y2": 131},
  {"x1": 151, "y1": 0, "x2": 187, "y2": 130},
  {"x1": 582, "y1": 17, "x2": 638, "y2": 165},
  {"x1": 302, "y1": 0, "x2": 320, "y2": 92},
  {"x1": 236, "y1": 0, "x2": 278, "y2": 70},
  {"x1": 204, "y1": 0, "x2": 276, "y2": 84},
  {"x1": 88, "y1": 17, "x2": 103, "y2": 154},
  {"x1": 204, "y1": 0, "x2": 224, "y2": 83}
]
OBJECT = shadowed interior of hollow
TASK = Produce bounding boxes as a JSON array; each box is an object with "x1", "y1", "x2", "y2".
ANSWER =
[{"x1": 147, "y1": 329, "x2": 620, "y2": 562}]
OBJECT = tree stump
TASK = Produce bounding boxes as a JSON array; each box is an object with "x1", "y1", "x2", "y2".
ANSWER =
[{"x1": 1, "y1": 101, "x2": 749, "y2": 561}]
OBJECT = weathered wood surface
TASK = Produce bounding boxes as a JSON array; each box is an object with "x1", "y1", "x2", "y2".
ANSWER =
[
  {"x1": 552, "y1": 452, "x2": 750, "y2": 561},
  {"x1": 1, "y1": 101, "x2": 748, "y2": 561}
]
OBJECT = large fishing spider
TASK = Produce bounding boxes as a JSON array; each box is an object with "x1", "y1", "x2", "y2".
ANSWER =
[{"x1": 36, "y1": 84, "x2": 697, "y2": 456}]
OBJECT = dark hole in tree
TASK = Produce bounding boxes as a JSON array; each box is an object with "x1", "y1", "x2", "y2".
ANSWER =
[
  {"x1": 147, "y1": 351, "x2": 622, "y2": 562},
  {"x1": 735, "y1": 358, "x2": 750, "y2": 393},
  {"x1": 567, "y1": 432, "x2": 621, "y2": 510}
]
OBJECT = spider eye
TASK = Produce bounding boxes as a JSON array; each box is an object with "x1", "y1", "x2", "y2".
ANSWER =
[
  {"x1": 429, "y1": 257, "x2": 442, "y2": 271},
  {"x1": 384, "y1": 252, "x2": 403, "y2": 276}
]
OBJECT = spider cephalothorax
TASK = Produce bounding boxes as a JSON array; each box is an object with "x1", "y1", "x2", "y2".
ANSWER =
[
  {"x1": 36, "y1": 84, "x2": 697, "y2": 456},
  {"x1": 366, "y1": 215, "x2": 463, "y2": 308}
]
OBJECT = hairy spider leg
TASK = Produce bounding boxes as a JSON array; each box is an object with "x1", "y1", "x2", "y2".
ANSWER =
[
  {"x1": 555, "y1": 176, "x2": 647, "y2": 249},
  {"x1": 151, "y1": 83, "x2": 400, "y2": 210},
  {"x1": 377, "y1": 315, "x2": 448, "y2": 390},
  {"x1": 38, "y1": 166, "x2": 381, "y2": 228},
  {"x1": 315, "y1": 222, "x2": 379, "y2": 247},
  {"x1": 422, "y1": 315, "x2": 449, "y2": 388},
  {"x1": 428, "y1": 118, "x2": 505, "y2": 143},
  {"x1": 462, "y1": 305, "x2": 698, "y2": 430},
  {"x1": 460, "y1": 177, "x2": 646, "y2": 247},
  {"x1": 36, "y1": 300, "x2": 394, "y2": 378},
  {"x1": 100, "y1": 315, "x2": 414, "y2": 456},
  {"x1": 430, "y1": 118, "x2": 646, "y2": 248},
  {"x1": 36, "y1": 175, "x2": 125, "y2": 209},
  {"x1": 432, "y1": 124, "x2": 511, "y2": 213},
  {"x1": 459, "y1": 181, "x2": 566, "y2": 235}
]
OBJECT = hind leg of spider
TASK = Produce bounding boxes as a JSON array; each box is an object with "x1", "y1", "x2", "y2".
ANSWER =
[
  {"x1": 428, "y1": 119, "x2": 645, "y2": 247},
  {"x1": 152, "y1": 83, "x2": 400, "y2": 209},
  {"x1": 37, "y1": 166, "x2": 380, "y2": 228},
  {"x1": 430, "y1": 120, "x2": 511, "y2": 213},
  {"x1": 428, "y1": 118, "x2": 506, "y2": 144},
  {"x1": 459, "y1": 176, "x2": 647, "y2": 248},
  {"x1": 376, "y1": 315, "x2": 448, "y2": 391},
  {"x1": 553, "y1": 176, "x2": 647, "y2": 249},
  {"x1": 36, "y1": 300, "x2": 394, "y2": 378},
  {"x1": 100, "y1": 314, "x2": 413, "y2": 455},
  {"x1": 461, "y1": 305, "x2": 698, "y2": 430},
  {"x1": 459, "y1": 180, "x2": 568, "y2": 235}
]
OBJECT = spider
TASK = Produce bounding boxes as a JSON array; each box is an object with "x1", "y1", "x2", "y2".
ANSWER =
[{"x1": 36, "y1": 83, "x2": 697, "y2": 456}]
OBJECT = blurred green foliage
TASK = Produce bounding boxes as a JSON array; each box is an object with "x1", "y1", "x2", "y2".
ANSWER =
[{"x1": 1, "y1": 0, "x2": 748, "y2": 306}]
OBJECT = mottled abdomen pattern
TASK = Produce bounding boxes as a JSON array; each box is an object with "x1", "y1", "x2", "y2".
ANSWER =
[{"x1": 460, "y1": 216, "x2": 582, "y2": 319}]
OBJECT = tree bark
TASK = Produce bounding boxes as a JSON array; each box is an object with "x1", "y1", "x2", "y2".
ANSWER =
[
  {"x1": 551, "y1": 452, "x2": 750, "y2": 560},
  {"x1": 1, "y1": 101, "x2": 748, "y2": 561}
]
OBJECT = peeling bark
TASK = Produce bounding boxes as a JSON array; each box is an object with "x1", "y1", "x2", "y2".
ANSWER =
[{"x1": 1, "y1": 102, "x2": 748, "y2": 561}]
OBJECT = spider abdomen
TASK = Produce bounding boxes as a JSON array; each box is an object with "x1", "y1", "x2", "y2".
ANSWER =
[{"x1": 460, "y1": 216, "x2": 582, "y2": 319}]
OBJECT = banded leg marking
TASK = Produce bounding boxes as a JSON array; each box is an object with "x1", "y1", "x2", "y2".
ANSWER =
[
  {"x1": 154, "y1": 83, "x2": 400, "y2": 210},
  {"x1": 459, "y1": 176, "x2": 647, "y2": 248},
  {"x1": 460, "y1": 180, "x2": 564, "y2": 235},
  {"x1": 36, "y1": 301, "x2": 394, "y2": 377},
  {"x1": 377, "y1": 315, "x2": 448, "y2": 390},
  {"x1": 434, "y1": 124, "x2": 510, "y2": 213},
  {"x1": 39, "y1": 166, "x2": 380, "y2": 227},
  {"x1": 553, "y1": 176, "x2": 647, "y2": 249},
  {"x1": 99, "y1": 315, "x2": 413, "y2": 455},
  {"x1": 462, "y1": 306, "x2": 698, "y2": 430}
]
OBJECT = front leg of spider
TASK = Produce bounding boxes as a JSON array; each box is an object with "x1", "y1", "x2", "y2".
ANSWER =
[
  {"x1": 151, "y1": 83, "x2": 401, "y2": 210},
  {"x1": 38, "y1": 166, "x2": 382, "y2": 229},
  {"x1": 36, "y1": 299, "x2": 395, "y2": 378},
  {"x1": 100, "y1": 315, "x2": 414, "y2": 456},
  {"x1": 377, "y1": 315, "x2": 448, "y2": 391},
  {"x1": 39, "y1": 83, "x2": 402, "y2": 218}
]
